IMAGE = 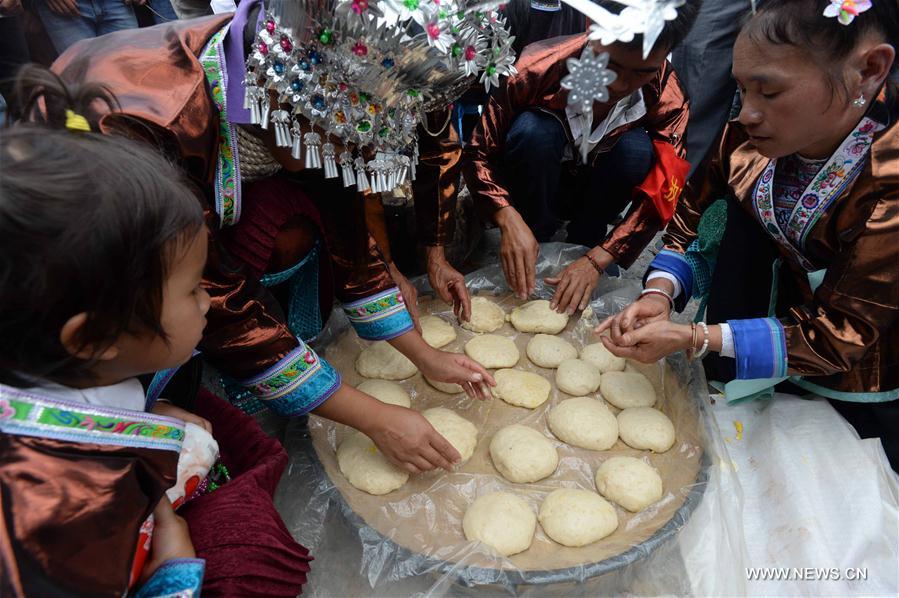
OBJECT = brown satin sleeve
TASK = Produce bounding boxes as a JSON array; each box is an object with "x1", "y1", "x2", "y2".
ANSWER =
[
  {"x1": 364, "y1": 193, "x2": 392, "y2": 263},
  {"x1": 412, "y1": 108, "x2": 462, "y2": 246},
  {"x1": 1, "y1": 435, "x2": 177, "y2": 596},
  {"x1": 782, "y1": 188, "x2": 899, "y2": 381},
  {"x1": 199, "y1": 208, "x2": 300, "y2": 380},
  {"x1": 600, "y1": 63, "x2": 690, "y2": 268}
]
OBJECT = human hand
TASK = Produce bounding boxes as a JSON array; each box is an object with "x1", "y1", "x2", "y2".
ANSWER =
[
  {"x1": 600, "y1": 320, "x2": 692, "y2": 363},
  {"x1": 595, "y1": 294, "x2": 672, "y2": 344},
  {"x1": 151, "y1": 402, "x2": 213, "y2": 435},
  {"x1": 0, "y1": 0, "x2": 23, "y2": 16},
  {"x1": 366, "y1": 404, "x2": 462, "y2": 473},
  {"x1": 46, "y1": 0, "x2": 79, "y2": 16},
  {"x1": 141, "y1": 496, "x2": 195, "y2": 583},
  {"x1": 495, "y1": 207, "x2": 539, "y2": 299},
  {"x1": 388, "y1": 261, "x2": 421, "y2": 335},
  {"x1": 427, "y1": 246, "x2": 471, "y2": 321},
  {"x1": 545, "y1": 256, "x2": 602, "y2": 315},
  {"x1": 418, "y1": 347, "x2": 495, "y2": 400}
]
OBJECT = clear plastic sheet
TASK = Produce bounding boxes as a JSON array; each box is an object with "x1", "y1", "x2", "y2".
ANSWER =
[{"x1": 276, "y1": 243, "x2": 746, "y2": 596}]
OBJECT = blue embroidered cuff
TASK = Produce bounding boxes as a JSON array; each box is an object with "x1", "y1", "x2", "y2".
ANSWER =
[
  {"x1": 646, "y1": 250, "x2": 694, "y2": 312},
  {"x1": 135, "y1": 558, "x2": 205, "y2": 597},
  {"x1": 729, "y1": 318, "x2": 788, "y2": 380},
  {"x1": 241, "y1": 341, "x2": 341, "y2": 417},
  {"x1": 342, "y1": 287, "x2": 414, "y2": 340}
]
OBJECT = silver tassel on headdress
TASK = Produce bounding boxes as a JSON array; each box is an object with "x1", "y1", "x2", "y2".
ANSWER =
[
  {"x1": 354, "y1": 157, "x2": 370, "y2": 192},
  {"x1": 271, "y1": 110, "x2": 292, "y2": 148},
  {"x1": 396, "y1": 155, "x2": 410, "y2": 186},
  {"x1": 246, "y1": 83, "x2": 262, "y2": 125},
  {"x1": 410, "y1": 143, "x2": 419, "y2": 181},
  {"x1": 339, "y1": 151, "x2": 355, "y2": 187},
  {"x1": 304, "y1": 132, "x2": 322, "y2": 169},
  {"x1": 322, "y1": 142, "x2": 338, "y2": 179},
  {"x1": 258, "y1": 91, "x2": 271, "y2": 130},
  {"x1": 290, "y1": 120, "x2": 302, "y2": 161}
]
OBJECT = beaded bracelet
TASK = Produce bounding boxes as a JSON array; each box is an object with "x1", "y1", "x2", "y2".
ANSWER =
[
  {"x1": 640, "y1": 287, "x2": 675, "y2": 311},
  {"x1": 692, "y1": 321, "x2": 710, "y2": 361},
  {"x1": 585, "y1": 252, "x2": 604, "y2": 275}
]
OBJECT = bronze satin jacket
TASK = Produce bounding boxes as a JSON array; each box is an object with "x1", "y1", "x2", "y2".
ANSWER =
[
  {"x1": 664, "y1": 91, "x2": 899, "y2": 394},
  {"x1": 463, "y1": 33, "x2": 690, "y2": 268},
  {"x1": 52, "y1": 15, "x2": 459, "y2": 381}
]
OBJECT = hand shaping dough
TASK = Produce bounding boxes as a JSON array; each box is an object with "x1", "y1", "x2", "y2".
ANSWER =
[
  {"x1": 547, "y1": 397, "x2": 618, "y2": 450},
  {"x1": 356, "y1": 380, "x2": 411, "y2": 408},
  {"x1": 510, "y1": 300, "x2": 569, "y2": 334},
  {"x1": 463, "y1": 492, "x2": 536, "y2": 556},
  {"x1": 617, "y1": 407, "x2": 676, "y2": 453},
  {"x1": 538, "y1": 488, "x2": 619, "y2": 547},
  {"x1": 492, "y1": 369, "x2": 551, "y2": 409},
  {"x1": 464, "y1": 334, "x2": 520, "y2": 369},
  {"x1": 580, "y1": 342, "x2": 626, "y2": 373},
  {"x1": 422, "y1": 407, "x2": 478, "y2": 464},
  {"x1": 425, "y1": 376, "x2": 464, "y2": 394},
  {"x1": 555, "y1": 358, "x2": 602, "y2": 396},
  {"x1": 526, "y1": 334, "x2": 578, "y2": 368},
  {"x1": 355, "y1": 341, "x2": 418, "y2": 380},
  {"x1": 337, "y1": 432, "x2": 409, "y2": 495},
  {"x1": 599, "y1": 371, "x2": 657, "y2": 409},
  {"x1": 595, "y1": 456, "x2": 663, "y2": 512},
  {"x1": 421, "y1": 315, "x2": 457, "y2": 348},
  {"x1": 460, "y1": 296, "x2": 506, "y2": 333},
  {"x1": 489, "y1": 424, "x2": 559, "y2": 483}
]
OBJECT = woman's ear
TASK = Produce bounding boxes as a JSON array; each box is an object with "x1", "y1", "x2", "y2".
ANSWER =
[
  {"x1": 60, "y1": 312, "x2": 119, "y2": 361},
  {"x1": 857, "y1": 42, "x2": 896, "y2": 96}
]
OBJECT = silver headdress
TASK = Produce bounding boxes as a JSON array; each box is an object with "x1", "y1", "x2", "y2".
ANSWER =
[{"x1": 245, "y1": 0, "x2": 516, "y2": 192}]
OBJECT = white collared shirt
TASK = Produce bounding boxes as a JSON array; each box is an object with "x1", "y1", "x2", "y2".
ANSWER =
[
  {"x1": 23, "y1": 377, "x2": 146, "y2": 411},
  {"x1": 565, "y1": 89, "x2": 647, "y2": 163}
]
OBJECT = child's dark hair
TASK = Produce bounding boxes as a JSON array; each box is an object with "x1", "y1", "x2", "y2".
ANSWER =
[
  {"x1": 743, "y1": 0, "x2": 899, "y2": 99},
  {"x1": 595, "y1": 0, "x2": 703, "y2": 54},
  {"x1": 0, "y1": 65, "x2": 204, "y2": 387}
]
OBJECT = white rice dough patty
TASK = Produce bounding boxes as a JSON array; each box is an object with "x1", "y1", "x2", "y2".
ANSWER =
[
  {"x1": 617, "y1": 407, "x2": 676, "y2": 453},
  {"x1": 526, "y1": 334, "x2": 578, "y2": 368},
  {"x1": 460, "y1": 296, "x2": 506, "y2": 333},
  {"x1": 555, "y1": 358, "x2": 602, "y2": 396},
  {"x1": 492, "y1": 368, "x2": 551, "y2": 408},
  {"x1": 463, "y1": 492, "x2": 537, "y2": 556},
  {"x1": 547, "y1": 397, "x2": 618, "y2": 450},
  {"x1": 538, "y1": 488, "x2": 619, "y2": 547},
  {"x1": 355, "y1": 341, "x2": 418, "y2": 380},
  {"x1": 425, "y1": 376, "x2": 465, "y2": 394},
  {"x1": 337, "y1": 432, "x2": 409, "y2": 495},
  {"x1": 595, "y1": 456, "x2": 663, "y2": 512},
  {"x1": 580, "y1": 342, "x2": 626, "y2": 373},
  {"x1": 420, "y1": 315, "x2": 457, "y2": 348},
  {"x1": 600, "y1": 371, "x2": 657, "y2": 409},
  {"x1": 489, "y1": 424, "x2": 559, "y2": 483},
  {"x1": 355, "y1": 379, "x2": 411, "y2": 407},
  {"x1": 510, "y1": 299, "x2": 569, "y2": 334},
  {"x1": 464, "y1": 334, "x2": 520, "y2": 369},
  {"x1": 422, "y1": 407, "x2": 479, "y2": 464}
]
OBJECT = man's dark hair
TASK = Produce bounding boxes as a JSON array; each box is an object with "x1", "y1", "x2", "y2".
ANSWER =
[
  {"x1": 0, "y1": 66, "x2": 204, "y2": 386},
  {"x1": 596, "y1": 0, "x2": 703, "y2": 54}
]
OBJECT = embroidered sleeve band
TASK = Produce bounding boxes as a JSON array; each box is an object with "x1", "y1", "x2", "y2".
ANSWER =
[
  {"x1": 135, "y1": 558, "x2": 205, "y2": 598},
  {"x1": 342, "y1": 287, "x2": 414, "y2": 340},
  {"x1": 240, "y1": 341, "x2": 341, "y2": 417},
  {"x1": 646, "y1": 249, "x2": 694, "y2": 312},
  {"x1": 728, "y1": 317, "x2": 788, "y2": 380}
]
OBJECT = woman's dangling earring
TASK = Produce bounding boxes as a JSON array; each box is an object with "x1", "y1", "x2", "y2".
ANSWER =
[{"x1": 853, "y1": 93, "x2": 867, "y2": 108}]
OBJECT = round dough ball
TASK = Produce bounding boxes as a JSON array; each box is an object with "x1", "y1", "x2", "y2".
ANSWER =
[
  {"x1": 421, "y1": 315, "x2": 457, "y2": 348},
  {"x1": 580, "y1": 342, "x2": 626, "y2": 373},
  {"x1": 464, "y1": 334, "x2": 520, "y2": 369},
  {"x1": 489, "y1": 424, "x2": 559, "y2": 483},
  {"x1": 600, "y1": 371, "x2": 657, "y2": 409},
  {"x1": 555, "y1": 359, "x2": 602, "y2": 396},
  {"x1": 595, "y1": 456, "x2": 663, "y2": 512},
  {"x1": 355, "y1": 341, "x2": 418, "y2": 380},
  {"x1": 337, "y1": 432, "x2": 409, "y2": 495},
  {"x1": 463, "y1": 492, "x2": 536, "y2": 556},
  {"x1": 510, "y1": 300, "x2": 569, "y2": 334},
  {"x1": 422, "y1": 407, "x2": 478, "y2": 464},
  {"x1": 547, "y1": 397, "x2": 618, "y2": 450},
  {"x1": 425, "y1": 376, "x2": 464, "y2": 395},
  {"x1": 356, "y1": 380, "x2": 411, "y2": 408},
  {"x1": 538, "y1": 488, "x2": 619, "y2": 547},
  {"x1": 617, "y1": 407, "x2": 676, "y2": 453},
  {"x1": 527, "y1": 334, "x2": 578, "y2": 368},
  {"x1": 492, "y1": 369, "x2": 551, "y2": 409},
  {"x1": 460, "y1": 296, "x2": 506, "y2": 333}
]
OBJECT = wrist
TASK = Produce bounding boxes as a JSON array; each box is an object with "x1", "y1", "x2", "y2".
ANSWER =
[
  {"x1": 588, "y1": 246, "x2": 615, "y2": 270},
  {"x1": 494, "y1": 206, "x2": 520, "y2": 229}
]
